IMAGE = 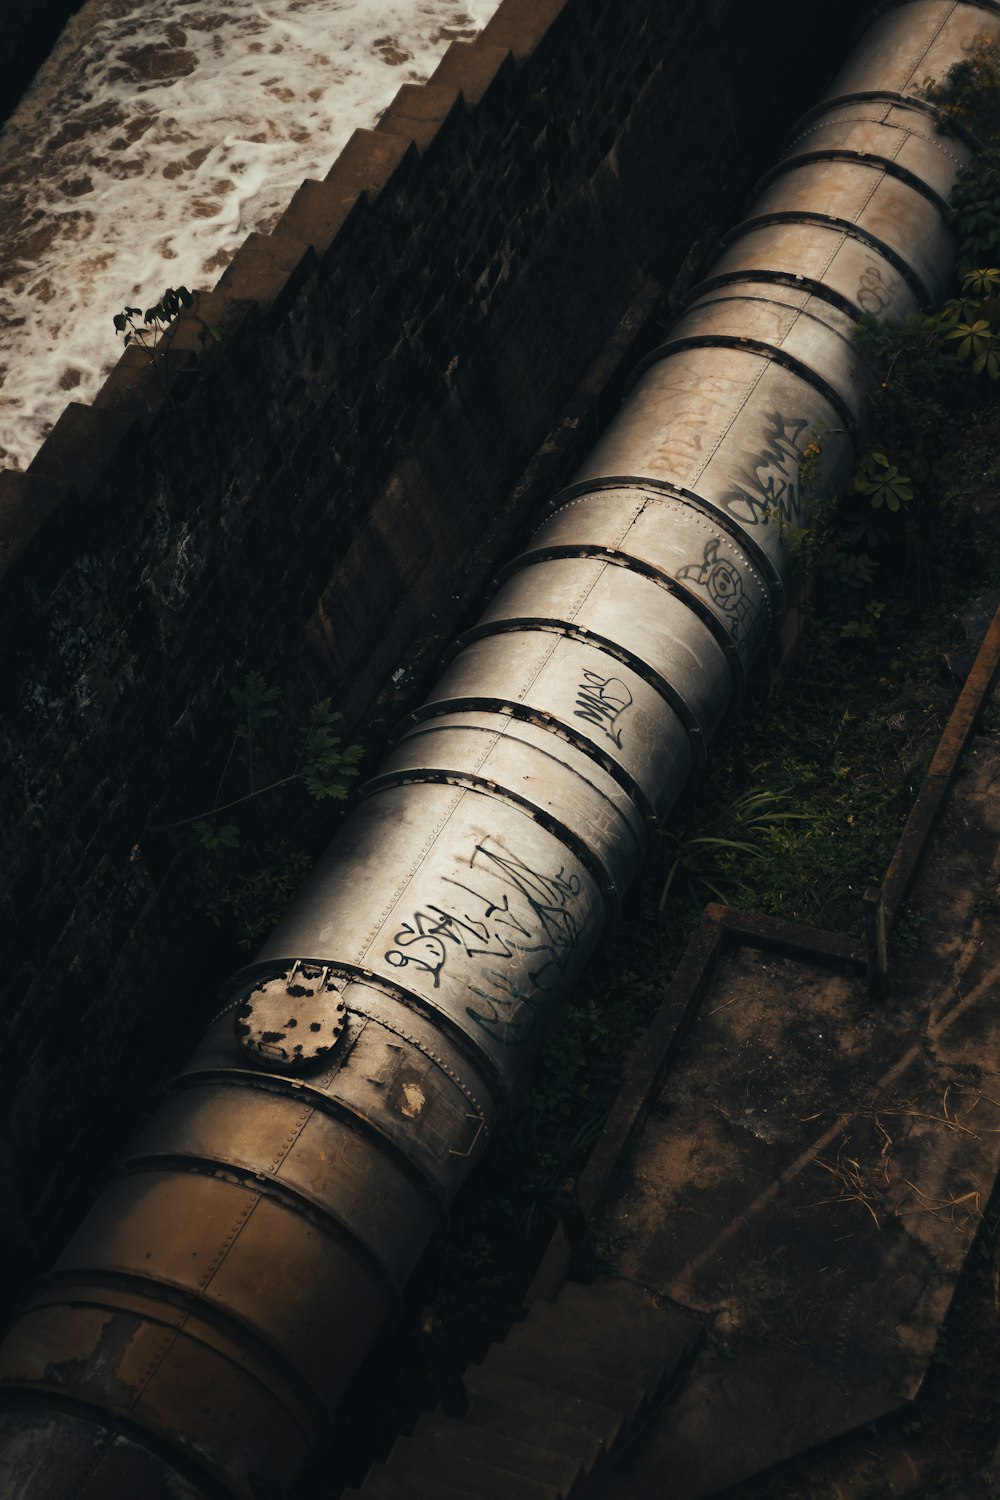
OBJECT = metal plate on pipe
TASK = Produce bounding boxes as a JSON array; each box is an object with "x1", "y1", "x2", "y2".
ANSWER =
[
  {"x1": 127, "y1": 1083, "x2": 440, "y2": 1287},
  {"x1": 574, "y1": 346, "x2": 855, "y2": 581},
  {"x1": 255, "y1": 782, "x2": 603, "y2": 1082},
  {"x1": 525, "y1": 486, "x2": 773, "y2": 667},
  {"x1": 781, "y1": 113, "x2": 969, "y2": 198},
  {"x1": 0, "y1": 1410, "x2": 212, "y2": 1500},
  {"x1": 703, "y1": 220, "x2": 921, "y2": 321},
  {"x1": 51, "y1": 1170, "x2": 392, "y2": 1414},
  {"x1": 235, "y1": 963, "x2": 347, "y2": 1071},
  {"x1": 790, "y1": 97, "x2": 971, "y2": 163},
  {"x1": 25, "y1": 1274, "x2": 324, "y2": 1434},
  {"x1": 475, "y1": 557, "x2": 733, "y2": 741},
  {"x1": 0, "y1": 1303, "x2": 310, "y2": 1499},
  {"x1": 179, "y1": 1001, "x2": 494, "y2": 1199},
  {"x1": 374, "y1": 718, "x2": 646, "y2": 896},
  {"x1": 416, "y1": 631, "x2": 694, "y2": 820},
  {"x1": 661, "y1": 287, "x2": 870, "y2": 424},
  {"x1": 751, "y1": 158, "x2": 956, "y2": 304},
  {"x1": 824, "y1": 2, "x2": 1000, "y2": 104},
  {"x1": 394, "y1": 707, "x2": 647, "y2": 837}
]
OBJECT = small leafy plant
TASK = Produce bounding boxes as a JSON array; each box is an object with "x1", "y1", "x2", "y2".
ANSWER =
[
  {"x1": 165, "y1": 672, "x2": 363, "y2": 948},
  {"x1": 850, "y1": 451, "x2": 913, "y2": 512},
  {"x1": 113, "y1": 285, "x2": 194, "y2": 351}
]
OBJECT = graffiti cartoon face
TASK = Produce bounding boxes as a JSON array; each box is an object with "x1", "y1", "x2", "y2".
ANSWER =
[{"x1": 678, "y1": 538, "x2": 753, "y2": 641}]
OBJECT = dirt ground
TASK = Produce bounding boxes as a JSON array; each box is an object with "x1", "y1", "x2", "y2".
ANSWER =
[{"x1": 592, "y1": 708, "x2": 1000, "y2": 1500}]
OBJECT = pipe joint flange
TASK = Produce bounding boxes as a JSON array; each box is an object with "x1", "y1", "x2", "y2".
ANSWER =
[{"x1": 235, "y1": 961, "x2": 348, "y2": 1072}]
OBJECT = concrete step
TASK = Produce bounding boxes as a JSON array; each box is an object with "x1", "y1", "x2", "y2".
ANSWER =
[
  {"x1": 342, "y1": 1464, "x2": 477, "y2": 1500},
  {"x1": 462, "y1": 1390, "x2": 605, "y2": 1476},
  {"x1": 503, "y1": 1320, "x2": 661, "y2": 1401},
  {"x1": 463, "y1": 1364, "x2": 624, "y2": 1454},
  {"x1": 346, "y1": 1280, "x2": 705, "y2": 1499},
  {"x1": 551, "y1": 1278, "x2": 703, "y2": 1366},
  {"x1": 525, "y1": 1298, "x2": 688, "y2": 1386},
  {"x1": 411, "y1": 1412, "x2": 584, "y2": 1495},
  {"x1": 384, "y1": 1434, "x2": 564, "y2": 1500},
  {"x1": 481, "y1": 1337, "x2": 646, "y2": 1415}
]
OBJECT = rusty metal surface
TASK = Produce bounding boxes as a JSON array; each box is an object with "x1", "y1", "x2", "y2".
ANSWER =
[{"x1": 2, "y1": 3, "x2": 998, "y2": 1495}]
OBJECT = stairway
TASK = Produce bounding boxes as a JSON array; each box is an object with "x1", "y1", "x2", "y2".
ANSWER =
[{"x1": 342, "y1": 1277, "x2": 702, "y2": 1499}]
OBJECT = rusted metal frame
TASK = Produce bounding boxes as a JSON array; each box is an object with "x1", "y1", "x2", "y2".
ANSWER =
[
  {"x1": 709, "y1": 904, "x2": 866, "y2": 967},
  {"x1": 864, "y1": 885, "x2": 890, "y2": 999},
  {"x1": 881, "y1": 603, "x2": 1000, "y2": 925}
]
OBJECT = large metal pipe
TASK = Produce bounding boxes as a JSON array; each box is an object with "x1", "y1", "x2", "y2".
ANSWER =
[{"x1": 1, "y1": 2, "x2": 996, "y2": 1494}]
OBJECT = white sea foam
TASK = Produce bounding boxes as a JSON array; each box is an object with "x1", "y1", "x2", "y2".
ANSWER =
[{"x1": 0, "y1": 0, "x2": 499, "y2": 472}]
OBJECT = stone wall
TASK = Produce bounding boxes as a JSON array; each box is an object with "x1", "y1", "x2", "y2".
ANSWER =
[{"x1": 0, "y1": 0, "x2": 874, "y2": 1308}]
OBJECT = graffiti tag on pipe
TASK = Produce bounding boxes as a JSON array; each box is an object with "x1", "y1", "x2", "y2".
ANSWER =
[
  {"x1": 677, "y1": 538, "x2": 758, "y2": 642},
  {"x1": 720, "y1": 411, "x2": 810, "y2": 528},
  {"x1": 384, "y1": 838, "x2": 585, "y2": 1046},
  {"x1": 574, "y1": 668, "x2": 633, "y2": 746}
]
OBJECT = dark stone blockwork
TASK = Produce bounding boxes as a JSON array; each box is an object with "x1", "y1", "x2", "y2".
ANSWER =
[{"x1": 0, "y1": 0, "x2": 873, "y2": 1315}]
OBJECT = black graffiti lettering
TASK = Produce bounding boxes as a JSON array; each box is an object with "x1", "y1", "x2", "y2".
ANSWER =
[
  {"x1": 385, "y1": 901, "x2": 515, "y2": 988},
  {"x1": 385, "y1": 838, "x2": 586, "y2": 1046},
  {"x1": 465, "y1": 968, "x2": 547, "y2": 1046},
  {"x1": 573, "y1": 668, "x2": 633, "y2": 747},
  {"x1": 677, "y1": 537, "x2": 756, "y2": 641},
  {"x1": 720, "y1": 412, "x2": 811, "y2": 528},
  {"x1": 469, "y1": 840, "x2": 583, "y2": 968}
]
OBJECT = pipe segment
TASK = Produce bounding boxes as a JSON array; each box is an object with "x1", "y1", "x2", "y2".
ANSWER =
[{"x1": 0, "y1": 2, "x2": 996, "y2": 1494}]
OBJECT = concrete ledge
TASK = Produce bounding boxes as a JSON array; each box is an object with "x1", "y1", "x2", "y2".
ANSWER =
[
  {"x1": 273, "y1": 178, "x2": 368, "y2": 261},
  {"x1": 430, "y1": 40, "x2": 515, "y2": 106},
  {"x1": 481, "y1": 0, "x2": 573, "y2": 62},
  {"x1": 0, "y1": 472, "x2": 74, "y2": 582},
  {"x1": 25, "y1": 403, "x2": 136, "y2": 500},
  {"x1": 165, "y1": 292, "x2": 258, "y2": 357},
  {"x1": 375, "y1": 82, "x2": 465, "y2": 155},
  {"x1": 320, "y1": 126, "x2": 414, "y2": 201},
  {"x1": 90, "y1": 341, "x2": 199, "y2": 429},
  {"x1": 214, "y1": 230, "x2": 317, "y2": 324}
]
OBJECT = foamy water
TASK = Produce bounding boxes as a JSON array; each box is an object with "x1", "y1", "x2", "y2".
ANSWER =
[{"x1": 0, "y1": 0, "x2": 498, "y2": 472}]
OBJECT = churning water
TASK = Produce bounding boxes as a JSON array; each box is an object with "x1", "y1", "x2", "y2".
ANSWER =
[{"x1": 0, "y1": 0, "x2": 498, "y2": 473}]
